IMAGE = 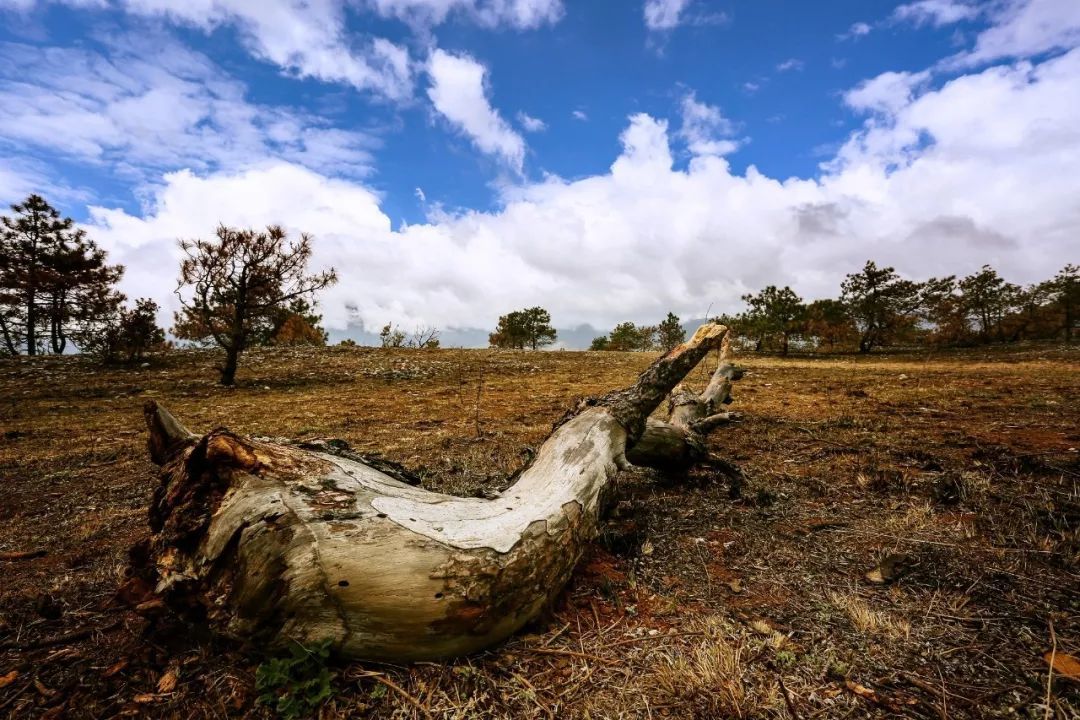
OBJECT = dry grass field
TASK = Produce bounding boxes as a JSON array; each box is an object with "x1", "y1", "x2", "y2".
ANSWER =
[{"x1": 1, "y1": 343, "x2": 1078, "y2": 719}]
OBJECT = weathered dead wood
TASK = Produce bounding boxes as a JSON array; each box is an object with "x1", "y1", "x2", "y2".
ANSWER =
[
  {"x1": 626, "y1": 335, "x2": 743, "y2": 475},
  {"x1": 130, "y1": 323, "x2": 740, "y2": 661}
]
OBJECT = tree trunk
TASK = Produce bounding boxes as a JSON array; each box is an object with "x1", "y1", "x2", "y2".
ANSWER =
[
  {"x1": 0, "y1": 314, "x2": 16, "y2": 356},
  {"x1": 1066, "y1": 298, "x2": 1074, "y2": 343},
  {"x1": 50, "y1": 297, "x2": 66, "y2": 355},
  {"x1": 25, "y1": 288, "x2": 36, "y2": 356},
  {"x1": 220, "y1": 345, "x2": 240, "y2": 386},
  {"x1": 131, "y1": 323, "x2": 743, "y2": 661}
]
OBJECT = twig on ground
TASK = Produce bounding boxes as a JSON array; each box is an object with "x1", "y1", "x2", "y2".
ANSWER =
[
  {"x1": 1045, "y1": 619, "x2": 1056, "y2": 720},
  {"x1": 509, "y1": 670, "x2": 554, "y2": 720},
  {"x1": 518, "y1": 647, "x2": 616, "y2": 665},
  {"x1": 0, "y1": 618, "x2": 123, "y2": 651},
  {"x1": 777, "y1": 674, "x2": 802, "y2": 719},
  {"x1": 0, "y1": 549, "x2": 47, "y2": 561},
  {"x1": 355, "y1": 672, "x2": 433, "y2": 720}
]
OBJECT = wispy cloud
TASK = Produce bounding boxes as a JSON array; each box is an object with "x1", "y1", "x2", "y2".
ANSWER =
[
  {"x1": 368, "y1": 0, "x2": 564, "y2": 29},
  {"x1": 517, "y1": 111, "x2": 547, "y2": 132},
  {"x1": 678, "y1": 90, "x2": 740, "y2": 156},
  {"x1": 643, "y1": 0, "x2": 691, "y2": 31},
  {"x1": 893, "y1": 0, "x2": 980, "y2": 27},
  {"x1": 426, "y1": 49, "x2": 526, "y2": 172},
  {"x1": 0, "y1": 33, "x2": 379, "y2": 182},
  {"x1": 837, "y1": 21, "x2": 872, "y2": 41}
]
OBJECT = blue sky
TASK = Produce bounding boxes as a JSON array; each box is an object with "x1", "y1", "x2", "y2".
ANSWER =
[{"x1": 0, "y1": 0, "x2": 1078, "y2": 344}]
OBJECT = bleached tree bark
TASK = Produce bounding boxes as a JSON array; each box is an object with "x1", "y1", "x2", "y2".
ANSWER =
[
  {"x1": 627, "y1": 334, "x2": 743, "y2": 474},
  {"x1": 132, "y1": 323, "x2": 740, "y2": 661}
]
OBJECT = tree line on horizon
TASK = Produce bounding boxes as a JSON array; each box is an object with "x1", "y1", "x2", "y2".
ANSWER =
[
  {"x1": 1, "y1": 194, "x2": 1076, "y2": 385},
  {"x1": 568, "y1": 261, "x2": 1076, "y2": 356},
  {"x1": 714, "y1": 260, "x2": 1077, "y2": 355}
]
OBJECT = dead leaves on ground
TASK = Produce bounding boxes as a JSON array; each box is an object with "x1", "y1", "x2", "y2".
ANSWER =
[
  {"x1": 1045, "y1": 651, "x2": 1080, "y2": 682},
  {"x1": 864, "y1": 552, "x2": 916, "y2": 584}
]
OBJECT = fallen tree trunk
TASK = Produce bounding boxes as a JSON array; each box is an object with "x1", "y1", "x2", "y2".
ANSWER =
[
  {"x1": 628, "y1": 336, "x2": 743, "y2": 474},
  {"x1": 131, "y1": 323, "x2": 741, "y2": 661}
]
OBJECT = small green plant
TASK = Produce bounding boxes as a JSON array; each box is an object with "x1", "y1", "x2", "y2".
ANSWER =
[
  {"x1": 774, "y1": 649, "x2": 797, "y2": 668},
  {"x1": 256, "y1": 640, "x2": 334, "y2": 720}
]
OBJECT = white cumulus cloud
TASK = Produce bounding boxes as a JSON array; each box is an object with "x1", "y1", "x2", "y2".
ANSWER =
[
  {"x1": 110, "y1": 0, "x2": 413, "y2": 99},
  {"x1": 426, "y1": 49, "x2": 526, "y2": 172},
  {"x1": 844, "y1": 70, "x2": 932, "y2": 114},
  {"x1": 961, "y1": 0, "x2": 1080, "y2": 66},
  {"x1": 75, "y1": 47, "x2": 1080, "y2": 337}
]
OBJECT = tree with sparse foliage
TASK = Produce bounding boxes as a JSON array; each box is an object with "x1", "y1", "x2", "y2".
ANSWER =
[
  {"x1": 1003, "y1": 282, "x2": 1059, "y2": 342},
  {"x1": 489, "y1": 307, "x2": 556, "y2": 350},
  {"x1": 801, "y1": 298, "x2": 857, "y2": 351},
  {"x1": 840, "y1": 261, "x2": 921, "y2": 353},
  {"x1": 739, "y1": 285, "x2": 804, "y2": 355},
  {"x1": 656, "y1": 312, "x2": 686, "y2": 351},
  {"x1": 260, "y1": 298, "x2": 328, "y2": 346},
  {"x1": 0, "y1": 194, "x2": 124, "y2": 355},
  {"x1": 919, "y1": 276, "x2": 969, "y2": 347},
  {"x1": 172, "y1": 224, "x2": 337, "y2": 385},
  {"x1": 379, "y1": 323, "x2": 407, "y2": 348},
  {"x1": 408, "y1": 325, "x2": 440, "y2": 349},
  {"x1": 83, "y1": 298, "x2": 167, "y2": 364}
]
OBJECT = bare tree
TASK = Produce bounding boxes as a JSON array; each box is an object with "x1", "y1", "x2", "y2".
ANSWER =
[
  {"x1": 172, "y1": 225, "x2": 337, "y2": 385},
  {"x1": 408, "y1": 324, "x2": 440, "y2": 349}
]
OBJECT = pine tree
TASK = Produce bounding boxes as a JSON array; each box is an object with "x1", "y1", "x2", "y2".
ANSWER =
[
  {"x1": 739, "y1": 285, "x2": 805, "y2": 355},
  {"x1": 0, "y1": 194, "x2": 123, "y2": 355},
  {"x1": 802, "y1": 298, "x2": 857, "y2": 351},
  {"x1": 83, "y1": 298, "x2": 167, "y2": 364},
  {"x1": 958, "y1": 265, "x2": 1020, "y2": 342},
  {"x1": 489, "y1": 307, "x2": 556, "y2": 350},
  {"x1": 656, "y1": 312, "x2": 686, "y2": 351},
  {"x1": 263, "y1": 298, "x2": 329, "y2": 346},
  {"x1": 1047, "y1": 264, "x2": 1078, "y2": 342},
  {"x1": 840, "y1": 261, "x2": 921, "y2": 353},
  {"x1": 172, "y1": 224, "x2": 337, "y2": 385}
]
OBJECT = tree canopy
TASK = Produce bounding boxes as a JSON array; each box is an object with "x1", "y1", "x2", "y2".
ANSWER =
[
  {"x1": 840, "y1": 261, "x2": 922, "y2": 353},
  {"x1": 489, "y1": 307, "x2": 557, "y2": 350},
  {"x1": 0, "y1": 194, "x2": 124, "y2": 356},
  {"x1": 172, "y1": 224, "x2": 337, "y2": 385}
]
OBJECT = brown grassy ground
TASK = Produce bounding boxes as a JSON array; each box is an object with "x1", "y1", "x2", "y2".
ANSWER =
[{"x1": 1, "y1": 343, "x2": 1078, "y2": 719}]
